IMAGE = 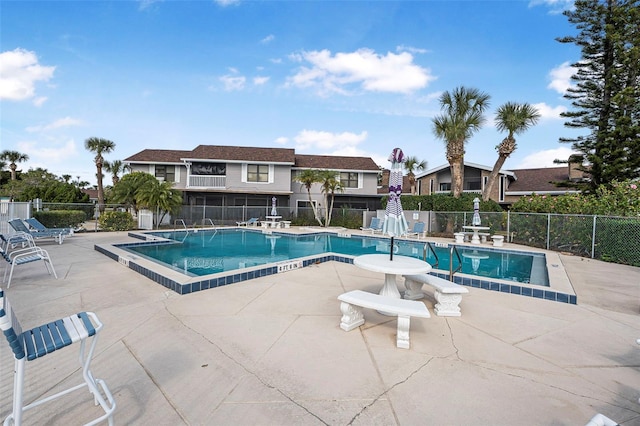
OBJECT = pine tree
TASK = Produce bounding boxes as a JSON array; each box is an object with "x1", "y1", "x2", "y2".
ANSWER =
[{"x1": 557, "y1": 0, "x2": 640, "y2": 189}]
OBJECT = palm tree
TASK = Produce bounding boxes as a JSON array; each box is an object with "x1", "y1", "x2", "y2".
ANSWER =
[
  {"x1": 104, "y1": 160, "x2": 131, "y2": 185},
  {"x1": 482, "y1": 102, "x2": 540, "y2": 201},
  {"x1": 403, "y1": 156, "x2": 427, "y2": 195},
  {"x1": 432, "y1": 86, "x2": 491, "y2": 197},
  {"x1": 84, "y1": 137, "x2": 115, "y2": 211},
  {"x1": 0, "y1": 150, "x2": 29, "y2": 180},
  {"x1": 135, "y1": 179, "x2": 183, "y2": 228},
  {"x1": 293, "y1": 169, "x2": 324, "y2": 226},
  {"x1": 110, "y1": 171, "x2": 157, "y2": 214},
  {"x1": 317, "y1": 170, "x2": 343, "y2": 227}
]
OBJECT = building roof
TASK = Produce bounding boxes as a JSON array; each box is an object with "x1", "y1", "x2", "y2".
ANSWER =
[
  {"x1": 507, "y1": 167, "x2": 574, "y2": 193},
  {"x1": 187, "y1": 145, "x2": 296, "y2": 164},
  {"x1": 294, "y1": 154, "x2": 380, "y2": 171},
  {"x1": 126, "y1": 146, "x2": 381, "y2": 172},
  {"x1": 81, "y1": 188, "x2": 99, "y2": 200},
  {"x1": 124, "y1": 149, "x2": 193, "y2": 163}
]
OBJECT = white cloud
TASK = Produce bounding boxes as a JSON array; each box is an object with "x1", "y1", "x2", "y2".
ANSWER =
[
  {"x1": 33, "y1": 97, "x2": 48, "y2": 107},
  {"x1": 215, "y1": 0, "x2": 240, "y2": 6},
  {"x1": 0, "y1": 48, "x2": 55, "y2": 102},
  {"x1": 532, "y1": 102, "x2": 567, "y2": 120},
  {"x1": 515, "y1": 147, "x2": 577, "y2": 168},
  {"x1": 274, "y1": 137, "x2": 288, "y2": 145},
  {"x1": 293, "y1": 129, "x2": 368, "y2": 151},
  {"x1": 528, "y1": 0, "x2": 574, "y2": 14},
  {"x1": 396, "y1": 45, "x2": 429, "y2": 55},
  {"x1": 286, "y1": 48, "x2": 435, "y2": 96},
  {"x1": 138, "y1": 0, "x2": 161, "y2": 11},
  {"x1": 547, "y1": 61, "x2": 574, "y2": 94},
  {"x1": 219, "y1": 74, "x2": 246, "y2": 91},
  {"x1": 26, "y1": 116, "x2": 83, "y2": 133},
  {"x1": 253, "y1": 76, "x2": 270, "y2": 86},
  {"x1": 260, "y1": 34, "x2": 275, "y2": 44},
  {"x1": 18, "y1": 138, "x2": 78, "y2": 164}
]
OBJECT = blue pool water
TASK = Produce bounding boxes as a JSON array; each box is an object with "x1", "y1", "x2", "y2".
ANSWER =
[{"x1": 122, "y1": 229, "x2": 549, "y2": 286}]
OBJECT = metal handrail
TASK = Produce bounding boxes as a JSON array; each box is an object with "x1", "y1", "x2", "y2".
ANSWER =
[
  {"x1": 425, "y1": 242, "x2": 462, "y2": 282},
  {"x1": 201, "y1": 218, "x2": 215, "y2": 228},
  {"x1": 423, "y1": 243, "x2": 439, "y2": 269},
  {"x1": 174, "y1": 219, "x2": 187, "y2": 230}
]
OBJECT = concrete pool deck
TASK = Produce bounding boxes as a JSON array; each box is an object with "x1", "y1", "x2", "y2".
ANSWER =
[{"x1": 1, "y1": 230, "x2": 639, "y2": 425}]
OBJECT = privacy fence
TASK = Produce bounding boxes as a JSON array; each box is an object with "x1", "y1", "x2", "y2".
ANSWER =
[{"x1": 2, "y1": 202, "x2": 637, "y2": 267}]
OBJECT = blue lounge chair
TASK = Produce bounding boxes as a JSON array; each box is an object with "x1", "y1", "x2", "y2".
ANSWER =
[
  {"x1": 0, "y1": 232, "x2": 35, "y2": 253},
  {"x1": 25, "y1": 217, "x2": 74, "y2": 236},
  {"x1": 8, "y1": 219, "x2": 65, "y2": 245},
  {"x1": 407, "y1": 222, "x2": 426, "y2": 239},
  {"x1": 360, "y1": 217, "x2": 383, "y2": 234},
  {"x1": 236, "y1": 217, "x2": 259, "y2": 227},
  {"x1": 1, "y1": 244, "x2": 57, "y2": 288}
]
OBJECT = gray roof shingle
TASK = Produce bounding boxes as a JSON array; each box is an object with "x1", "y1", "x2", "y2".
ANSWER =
[
  {"x1": 508, "y1": 167, "x2": 569, "y2": 192},
  {"x1": 124, "y1": 149, "x2": 192, "y2": 163},
  {"x1": 189, "y1": 145, "x2": 296, "y2": 163},
  {"x1": 125, "y1": 146, "x2": 296, "y2": 164},
  {"x1": 294, "y1": 154, "x2": 379, "y2": 171}
]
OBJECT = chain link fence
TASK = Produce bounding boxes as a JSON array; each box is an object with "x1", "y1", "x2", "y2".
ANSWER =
[
  {"x1": 429, "y1": 211, "x2": 640, "y2": 266},
  {"x1": 174, "y1": 205, "x2": 364, "y2": 228},
  {"x1": 23, "y1": 202, "x2": 640, "y2": 267}
]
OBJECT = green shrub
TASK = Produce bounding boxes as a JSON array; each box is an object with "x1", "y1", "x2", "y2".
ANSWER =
[
  {"x1": 383, "y1": 193, "x2": 502, "y2": 212},
  {"x1": 98, "y1": 211, "x2": 135, "y2": 231},
  {"x1": 34, "y1": 210, "x2": 87, "y2": 228},
  {"x1": 511, "y1": 179, "x2": 640, "y2": 216},
  {"x1": 329, "y1": 207, "x2": 363, "y2": 229}
]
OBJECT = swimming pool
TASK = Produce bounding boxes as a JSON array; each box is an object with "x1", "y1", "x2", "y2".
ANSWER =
[
  {"x1": 95, "y1": 228, "x2": 575, "y2": 304},
  {"x1": 120, "y1": 228, "x2": 548, "y2": 286}
]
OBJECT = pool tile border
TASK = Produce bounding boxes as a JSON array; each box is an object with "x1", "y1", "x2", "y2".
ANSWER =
[
  {"x1": 431, "y1": 271, "x2": 576, "y2": 304},
  {"x1": 94, "y1": 229, "x2": 576, "y2": 304}
]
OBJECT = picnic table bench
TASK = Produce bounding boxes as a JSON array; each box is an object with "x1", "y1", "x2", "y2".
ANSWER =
[{"x1": 338, "y1": 290, "x2": 430, "y2": 349}]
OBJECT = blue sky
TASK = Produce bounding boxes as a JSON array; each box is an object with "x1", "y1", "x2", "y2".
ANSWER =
[{"x1": 1, "y1": 0, "x2": 582, "y2": 186}]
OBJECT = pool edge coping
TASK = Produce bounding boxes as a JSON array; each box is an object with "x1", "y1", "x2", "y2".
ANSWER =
[{"x1": 93, "y1": 228, "x2": 577, "y2": 304}]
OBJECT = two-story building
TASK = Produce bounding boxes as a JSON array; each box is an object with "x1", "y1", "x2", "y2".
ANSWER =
[
  {"x1": 124, "y1": 145, "x2": 382, "y2": 214},
  {"x1": 415, "y1": 159, "x2": 586, "y2": 206},
  {"x1": 415, "y1": 162, "x2": 515, "y2": 202}
]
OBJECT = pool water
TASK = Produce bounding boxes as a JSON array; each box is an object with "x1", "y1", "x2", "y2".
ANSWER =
[{"x1": 123, "y1": 229, "x2": 549, "y2": 286}]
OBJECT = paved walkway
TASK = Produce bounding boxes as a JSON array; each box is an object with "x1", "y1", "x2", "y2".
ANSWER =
[{"x1": 1, "y1": 231, "x2": 639, "y2": 425}]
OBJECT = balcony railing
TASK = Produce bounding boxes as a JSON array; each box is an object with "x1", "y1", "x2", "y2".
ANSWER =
[{"x1": 188, "y1": 175, "x2": 226, "y2": 188}]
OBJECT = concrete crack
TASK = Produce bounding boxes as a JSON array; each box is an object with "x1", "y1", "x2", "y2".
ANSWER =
[
  {"x1": 163, "y1": 302, "x2": 330, "y2": 425},
  {"x1": 347, "y1": 356, "x2": 437, "y2": 425}
]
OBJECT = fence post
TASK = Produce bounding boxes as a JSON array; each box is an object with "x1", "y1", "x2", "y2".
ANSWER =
[
  {"x1": 546, "y1": 213, "x2": 551, "y2": 250},
  {"x1": 592, "y1": 215, "x2": 597, "y2": 259},
  {"x1": 507, "y1": 210, "x2": 511, "y2": 241}
]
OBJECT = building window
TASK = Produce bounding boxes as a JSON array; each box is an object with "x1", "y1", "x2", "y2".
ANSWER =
[
  {"x1": 465, "y1": 179, "x2": 482, "y2": 191},
  {"x1": 155, "y1": 165, "x2": 175, "y2": 182},
  {"x1": 247, "y1": 164, "x2": 269, "y2": 182},
  {"x1": 340, "y1": 172, "x2": 358, "y2": 188},
  {"x1": 191, "y1": 162, "x2": 225, "y2": 175},
  {"x1": 439, "y1": 182, "x2": 451, "y2": 191}
]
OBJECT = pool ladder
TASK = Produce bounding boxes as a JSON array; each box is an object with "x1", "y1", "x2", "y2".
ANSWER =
[{"x1": 423, "y1": 242, "x2": 462, "y2": 282}]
